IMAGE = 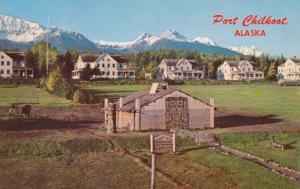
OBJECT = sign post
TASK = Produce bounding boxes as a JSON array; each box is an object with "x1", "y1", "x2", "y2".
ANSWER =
[
  {"x1": 149, "y1": 132, "x2": 176, "y2": 189},
  {"x1": 150, "y1": 153, "x2": 155, "y2": 189}
]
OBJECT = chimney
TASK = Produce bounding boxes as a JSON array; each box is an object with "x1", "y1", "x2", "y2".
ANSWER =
[
  {"x1": 209, "y1": 98, "x2": 214, "y2": 106},
  {"x1": 119, "y1": 97, "x2": 123, "y2": 107},
  {"x1": 149, "y1": 83, "x2": 159, "y2": 94}
]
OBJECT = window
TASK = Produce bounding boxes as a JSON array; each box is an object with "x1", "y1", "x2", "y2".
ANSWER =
[
  {"x1": 112, "y1": 71, "x2": 115, "y2": 75},
  {"x1": 1, "y1": 56, "x2": 3, "y2": 59},
  {"x1": 0, "y1": 70, "x2": 3, "y2": 74},
  {"x1": 108, "y1": 64, "x2": 110, "y2": 68},
  {"x1": 107, "y1": 58, "x2": 110, "y2": 61},
  {"x1": 102, "y1": 64, "x2": 105, "y2": 68},
  {"x1": 1, "y1": 61, "x2": 4, "y2": 65},
  {"x1": 113, "y1": 64, "x2": 115, "y2": 68},
  {"x1": 7, "y1": 70, "x2": 10, "y2": 74},
  {"x1": 7, "y1": 61, "x2": 10, "y2": 66}
]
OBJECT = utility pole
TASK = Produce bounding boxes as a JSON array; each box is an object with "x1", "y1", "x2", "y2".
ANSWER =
[{"x1": 46, "y1": 15, "x2": 50, "y2": 76}]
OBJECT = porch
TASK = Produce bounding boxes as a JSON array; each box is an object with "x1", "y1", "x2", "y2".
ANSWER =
[{"x1": 13, "y1": 68, "x2": 34, "y2": 79}]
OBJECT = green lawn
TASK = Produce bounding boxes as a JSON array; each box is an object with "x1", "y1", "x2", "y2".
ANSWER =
[
  {"x1": 115, "y1": 134, "x2": 300, "y2": 189},
  {"x1": 219, "y1": 133, "x2": 300, "y2": 171},
  {"x1": 0, "y1": 85, "x2": 71, "y2": 108},
  {"x1": 82, "y1": 84, "x2": 300, "y2": 122}
]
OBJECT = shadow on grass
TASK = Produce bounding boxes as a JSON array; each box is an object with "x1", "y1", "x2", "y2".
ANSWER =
[
  {"x1": 0, "y1": 118, "x2": 94, "y2": 131},
  {"x1": 215, "y1": 114, "x2": 283, "y2": 128}
]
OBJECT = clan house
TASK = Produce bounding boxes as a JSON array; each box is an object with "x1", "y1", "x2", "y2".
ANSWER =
[{"x1": 104, "y1": 83, "x2": 214, "y2": 131}]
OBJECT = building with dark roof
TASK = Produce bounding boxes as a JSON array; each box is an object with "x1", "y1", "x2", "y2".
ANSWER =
[
  {"x1": 217, "y1": 60, "x2": 264, "y2": 80},
  {"x1": 71, "y1": 53, "x2": 135, "y2": 80},
  {"x1": 104, "y1": 83, "x2": 214, "y2": 131},
  {"x1": 157, "y1": 58, "x2": 204, "y2": 80},
  {"x1": 0, "y1": 51, "x2": 33, "y2": 79}
]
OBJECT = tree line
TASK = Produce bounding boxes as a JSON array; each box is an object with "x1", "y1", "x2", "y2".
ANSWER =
[
  {"x1": 128, "y1": 49, "x2": 286, "y2": 80},
  {"x1": 17, "y1": 42, "x2": 286, "y2": 81}
]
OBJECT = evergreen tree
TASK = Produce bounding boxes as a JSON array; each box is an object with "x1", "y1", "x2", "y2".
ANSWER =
[
  {"x1": 267, "y1": 62, "x2": 278, "y2": 81},
  {"x1": 81, "y1": 64, "x2": 92, "y2": 80}
]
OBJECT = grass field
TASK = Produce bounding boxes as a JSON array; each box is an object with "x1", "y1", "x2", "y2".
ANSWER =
[
  {"x1": 219, "y1": 133, "x2": 300, "y2": 171},
  {"x1": 0, "y1": 139, "x2": 169, "y2": 189},
  {"x1": 0, "y1": 133, "x2": 299, "y2": 189},
  {"x1": 81, "y1": 84, "x2": 300, "y2": 122},
  {"x1": 114, "y1": 134, "x2": 300, "y2": 189},
  {"x1": 0, "y1": 85, "x2": 71, "y2": 108}
]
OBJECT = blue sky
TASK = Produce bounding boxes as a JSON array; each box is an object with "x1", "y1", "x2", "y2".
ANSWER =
[{"x1": 0, "y1": 0, "x2": 299, "y2": 57}]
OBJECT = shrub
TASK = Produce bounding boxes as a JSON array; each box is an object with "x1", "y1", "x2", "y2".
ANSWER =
[
  {"x1": 46, "y1": 68, "x2": 76, "y2": 99},
  {"x1": 73, "y1": 89, "x2": 94, "y2": 104}
]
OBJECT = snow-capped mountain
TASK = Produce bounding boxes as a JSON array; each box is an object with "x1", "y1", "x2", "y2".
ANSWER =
[
  {"x1": 94, "y1": 29, "x2": 237, "y2": 55},
  {"x1": 193, "y1": 37, "x2": 217, "y2": 46},
  {"x1": 35, "y1": 27, "x2": 98, "y2": 52},
  {"x1": 160, "y1": 29, "x2": 186, "y2": 41},
  {"x1": 0, "y1": 14, "x2": 97, "y2": 51},
  {"x1": 0, "y1": 14, "x2": 239, "y2": 55},
  {"x1": 228, "y1": 46, "x2": 263, "y2": 57},
  {"x1": 0, "y1": 14, "x2": 44, "y2": 42}
]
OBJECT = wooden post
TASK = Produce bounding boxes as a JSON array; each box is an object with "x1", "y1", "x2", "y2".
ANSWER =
[
  {"x1": 209, "y1": 98, "x2": 215, "y2": 128},
  {"x1": 172, "y1": 133, "x2": 176, "y2": 153},
  {"x1": 107, "y1": 103, "x2": 116, "y2": 134},
  {"x1": 150, "y1": 135, "x2": 154, "y2": 153},
  {"x1": 135, "y1": 98, "x2": 141, "y2": 131},
  {"x1": 104, "y1": 98, "x2": 109, "y2": 127},
  {"x1": 150, "y1": 153, "x2": 155, "y2": 189}
]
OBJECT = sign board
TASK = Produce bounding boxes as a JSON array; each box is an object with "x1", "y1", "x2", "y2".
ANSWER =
[{"x1": 150, "y1": 133, "x2": 176, "y2": 153}]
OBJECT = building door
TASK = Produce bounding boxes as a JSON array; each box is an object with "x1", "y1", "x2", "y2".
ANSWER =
[{"x1": 165, "y1": 97, "x2": 189, "y2": 129}]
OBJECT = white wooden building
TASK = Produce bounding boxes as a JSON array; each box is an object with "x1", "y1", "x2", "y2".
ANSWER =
[
  {"x1": 0, "y1": 51, "x2": 33, "y2": 79},
  {"x1": 158, "y1": 58, "x2": 204, "y2": 80},
  {"x1": 71, "y1": 53, "x2": 135, "y2": 80},
  {"x1": 277, "y1": 58, "x2": 300, "y2": 80},
  {"x1": 217, "y1": 60, "x2": 264, "y2": 80}
]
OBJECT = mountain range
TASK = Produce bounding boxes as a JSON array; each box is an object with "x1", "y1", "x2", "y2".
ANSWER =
[{"x1": 0, "y1": 14, "x2": 262, "y2": 56}]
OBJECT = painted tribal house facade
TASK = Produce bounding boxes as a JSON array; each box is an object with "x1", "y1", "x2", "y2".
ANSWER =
[
  {"x1": 104, "y1": 83, "x2": 214, "y2": 131},
  {"x1": 72, "y1": 53, "x2": 135, "y2": 79}
]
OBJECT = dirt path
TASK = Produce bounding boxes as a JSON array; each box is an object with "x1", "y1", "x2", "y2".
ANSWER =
[
  {"x1": 175, "y1": 129, "x2": 300, "y2": 182},
  {"x1": 214, "y1": 145, "x2": 300, "y2": 182}
]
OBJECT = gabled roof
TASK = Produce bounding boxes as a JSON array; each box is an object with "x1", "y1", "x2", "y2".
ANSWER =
[
  {"x1": 225, "y1": 61, "x2": 238, "y2": 67},
  {"x1": 115, "y1": 89, "x2": 175, "y2": 112},
  {"x1": 114, "y1": 87, "x2": 212, "y2": 112},
  {"x1": 225, "y1": 60, "x2": 258, "y2": 67},
  {"x1": 110, "y1": 55, "x2": 128, "y2": 63},
  {"x1": 5, "y1": 52, "x2": 25, "y2": 61},
  {"x1": 162, "y1": 58, "x2": 178, "y2": 66},
  {"x1": 80, "y1": 54, "x2": 100, "y2": 62},
  {"x1": 162, "y1": 58, "x2": 199, "y2": 68},
  {"x1": 290, "y1": 58, "x2": 300, "y2": 64}
]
